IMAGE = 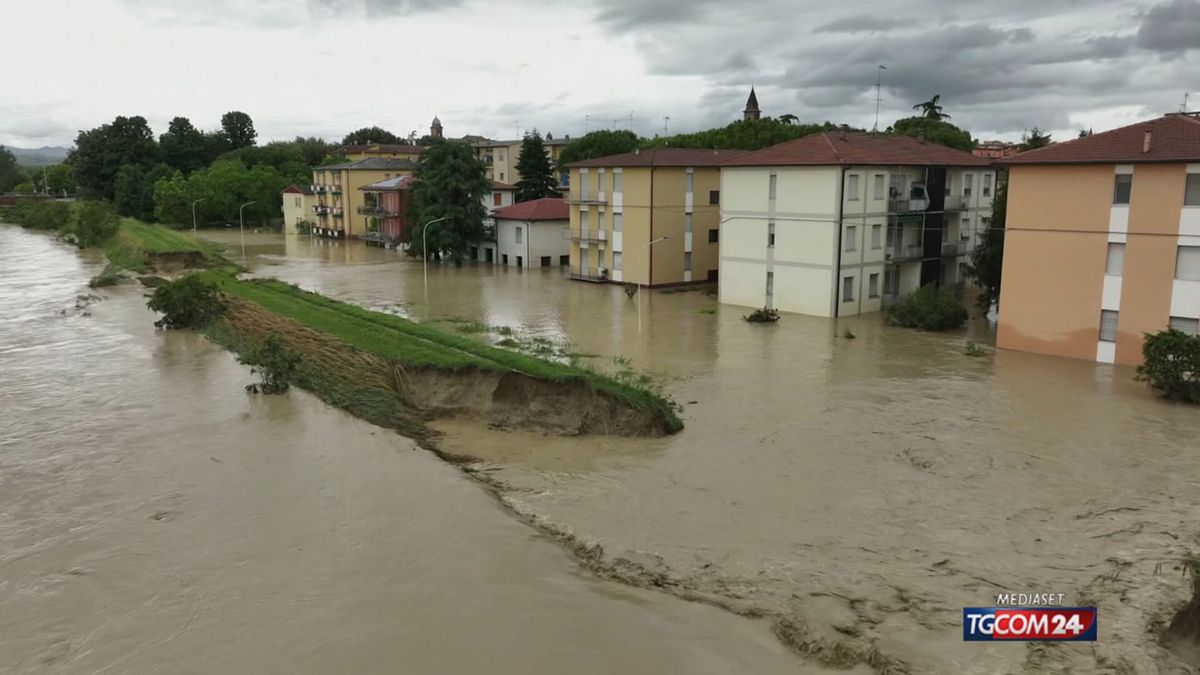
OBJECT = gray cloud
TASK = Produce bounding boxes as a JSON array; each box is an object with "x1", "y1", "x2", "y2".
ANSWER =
[
  {"x1": 815, "y1": 16, "x2": 915, "y2": 33},
  {"x1": 1137, "y1": 0, "x2": 1200, "y2": 52}
]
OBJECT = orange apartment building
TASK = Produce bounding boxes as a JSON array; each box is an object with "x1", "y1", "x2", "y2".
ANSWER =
[{"x1": 997, "y1": 112, "x2": 1200, "y2": 365}]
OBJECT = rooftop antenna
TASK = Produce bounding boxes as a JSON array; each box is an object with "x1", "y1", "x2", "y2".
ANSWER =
[
  {"x1": 1184, "y1": 92, "x2": 1191, "y2": 113},
  {"x1": 629, "y1": 110, "x2": 634, "y2": 133},
  {"x1": 664, "y1": 115, "x2": 670, "y2": 136},
  {"x1": 873, "y1": 65, "x2": 886, "y2": 132}
]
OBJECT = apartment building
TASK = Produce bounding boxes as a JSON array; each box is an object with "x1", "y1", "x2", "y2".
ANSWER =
[
  {"x1": 997, "y1": 113, "x2": 1200, "y2": 365},
  {"x1": 718, "y1": 133, "x2": 995, "y2": 317},
  {"x1": 475, "y1": 136, "x2": 571, "y2": 186},
  {"x1": 310, "y1": 158, "x2": 417, "y2": 239},
  {"x1": 280, "y1": 184, "x2": 315, "y2": 234},
  {"x1": 358, "y1": 177, "x2": 516, "y2": 247},
  {"x1": 565, "y1": 148, "x2": 748, "y2": 286}
]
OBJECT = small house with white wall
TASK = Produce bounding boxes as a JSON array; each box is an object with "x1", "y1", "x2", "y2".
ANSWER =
[{"x1": 486, "y1": 197, "x2": 570, "y2": 268}]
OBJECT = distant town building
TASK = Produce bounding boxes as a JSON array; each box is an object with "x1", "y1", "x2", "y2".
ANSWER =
[
  {"x1": 310, "y1": 158, "x2": 417, "y2": 240},
  {"x1": 565, "y1": 148, "x2": 749, "y2": 286},
  {"x1": 997, "y1": 112, "x2": 1200, "y2": 365},
  {"x1": 474, "y1": 137, "x2": 571, "y2": 186},
  {"x1": 430, "y1": 115, "x2": 444, "y2": 139},
  {"x1": 280, "y1": 184, "x2": 315, "y2": 234},
  {"x1": 478, "y1": 197, "x2": 570, "y2": 268},
  {"x1": 336, "y1": 143, "x2": 425, "y2": 162},
  {"x1": 743, "y1": 87, "x2": 761, "y2": 122},
  {"x1": 718, "y1": 133, "x2": 995, "y2": 317},
  {"x1": 973, "y1": 140, "x2": 1020, "y2": 159},
  {"x1": 357, "y1": 176, "x2": 515, "y2": 248}
]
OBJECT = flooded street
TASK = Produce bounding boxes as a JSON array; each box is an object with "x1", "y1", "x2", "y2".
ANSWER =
[
  {"x1": 0, "y1": 226, "x2": 808, "y2": 674},
  {"x1": 214, "y1": 231, "x2": 1200, "y2": 673}
]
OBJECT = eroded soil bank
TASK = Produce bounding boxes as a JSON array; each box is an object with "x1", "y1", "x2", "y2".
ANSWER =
[{"x1": 213, "y1": 294, "x2": 678, "y2": 439}]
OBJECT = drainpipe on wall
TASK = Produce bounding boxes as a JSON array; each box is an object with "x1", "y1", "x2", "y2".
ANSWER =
[
  {"x1": 834, "y1": 166, "x2": 848, "y2": 318},
  {"x1": 648, "y1": 166, "x2": 657, "y2": 288}
]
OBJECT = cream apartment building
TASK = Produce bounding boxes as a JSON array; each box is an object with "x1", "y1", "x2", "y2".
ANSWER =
[
  {"x1": 998, "y1": 113, "x2": 1200, "y2": 365},
  {"x1": 719, "y1": 133, "x2": 995, "y2": 317},
  {"x1": 280, "y1": 184, "x2": 315, "y2": 234},
  {"x1": 476, "y1": 136, "x2": 571, "y2": 186},
  {"x1": 310, "y1": 158, "x2": 417, "y2": 239},
  {"x1": 566, "y1": 148, "x2": 748, "y2": 286}
]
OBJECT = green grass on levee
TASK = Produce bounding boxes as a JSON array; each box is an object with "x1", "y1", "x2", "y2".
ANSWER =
[
  {"x1": 104, "y1": 219, "x2": 224, "y2": 272},
  {"x1": 201, "y1": 271, "x2": 681, "y2": 429}
]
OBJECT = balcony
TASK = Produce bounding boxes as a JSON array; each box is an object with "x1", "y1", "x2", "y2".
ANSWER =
[
  {"x1": 329, "y1": 185, "x2": 343, "y2": 195},
  {"x1": 943, "y1": 195, "x2": 967, "y2": 211},
  {"x1": 358, "y1": 205, "x2": 396, "y2": 216},
  {"x1": 331, "y1": 207, "x2": 344, "y2": 217},
  {"x1": 568, "y1": 192, "x2": 607, "y2": 205},
  {"x1": 888, "y1": 197, "x2": 928, "y2": 214},
  {"x1": 570, "y1": 229, "x2": 608, "y2": 242},
  {"x1": 482, "y1": 225, "x2": 496, "y2": 241},
  {"x1": 885, "y1": 243, "x2": 924, "y2": 262},
  {"x1": 313, "y1": 205, "x2": 330, "y2": 216},
  {"x1": 313, "y1": 226, "x2": 346, "y2": 239},
  {"x1": 569, "y1": 270, "x2": 609, "y2": 283},
  {"x1": 941, "y1": 242, "x2": 960, "y2": 256},
  {"x1": 310, "y1": 184, "x2": 323, "y2": 194}
]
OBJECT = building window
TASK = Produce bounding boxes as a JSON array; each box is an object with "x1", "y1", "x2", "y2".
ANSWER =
[
  {"x1": 873, "y1": 174, "x2": 884, "y2": 200},
  {"x1": 958, "y1": 262, "x2": 969, "y2": 279},
  {"x1": 709, "y1": 190, "x2": 720, "y2": 205},
  {"x1": 500, "y1": 172, "x2": 505, "y2": 182},
  {"x1": 847, "y1": 174, "x2": 860, "y2": 201},
  {"x1": 960, "y1": 217, "x2": 971, "y2": 240},
  {"x1": 1178, "y1": 246, "x2": 1200, "y2": 281},
  {"x1": 685, "y1": 213, "x2": 693, "y2": 233},
  {"x1": 493, "y1": 193, "x2": 502, "y2": 206},
  {"x1": 983, "y1": 174, "x2": 993, "y2": 197},
  {"x1": 846, "y1": 225, "x2": 857, "y2": 251},
  {"x1": 768, "y1": 174, "x2": 777, "y2": 200},
  {"x1": 684, "y1": 251, "x2": 692, "y2": 271},
  {"x1": 868, "y1": 273, "x2": 880, "y2": 298},
  {"x1": 1170, "y1": 316, "x2": 1199, "y2": 335},
  {"x1": 964, "y1": 174, "x2": 974, "y2": 197},
  {"x1": 842, "y1": 276, "x2": 854, "y2": 302},
  {"x1": 685, "y1": 170, "x2": 694, "y2": 194},
  {"x1": 613, "y1": 251, "x2": 622, "y2": 271},
  {"x1": 294, "y1": 197, "x2": 301, "y2": 207},
  {"x1": 708, "y1": 229, "x2": 718, "y2": 243},
  {"x1": 1186, "y1": 174, "x2": 1200, "y2": 206},
  {"x1": 871, "y1": 224, "x2": 882, "y2": 249},
  {"x1": 1099, "y1": 310, "x2": 1119, "y2": 342},
  {"x1": 613, "y1": 171, "x2": 623, "y2": 193},
  {"x1": 1113, "y1": 174, "x2": 1132, "y2": 205},
  {"x1": 580, "y1": 210, "x2": 588, "y2": 231},
  {"x1": 884, "y1": 269, "x2": 899, "y2": 295},
  {"x1": 515, "y1": 226, "x2": 522, "y2": 244},
  {"x1": 1106, "y1": 243, "x2": 1125, "y2": 276},
  {"x1": 767, "y1": 221, "x2": 775, "y2": 248},
  {"x1": 613, "y1": 213, "x2": 622, "y2": 232},
  {"x1": 766, "y1": 271, "x2": 774, "y2": 296}
]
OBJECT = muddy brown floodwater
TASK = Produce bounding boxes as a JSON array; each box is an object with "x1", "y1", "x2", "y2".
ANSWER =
[
  {"x1": 208, "y1": 231, "x2": 1200, "y2": 673},
  {"x1": 0, "y1": 227, "x2": 820, "y2": 674}
]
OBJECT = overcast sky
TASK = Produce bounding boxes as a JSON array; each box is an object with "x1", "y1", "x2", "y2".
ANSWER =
[{"x1": 2, "y1": 0, "x2": 1197, "y2": 149}]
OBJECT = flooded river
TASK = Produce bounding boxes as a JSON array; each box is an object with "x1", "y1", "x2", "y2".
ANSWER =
[
  {"x1": 0, "y1": 227, "x2": 808, "y2": 674},
  {"x1": 5, "y1": 228, "x2": 1199, "y2": 673},
  {"x1": 215, "y1": 231, "x2": 1200, "y2": 673}
]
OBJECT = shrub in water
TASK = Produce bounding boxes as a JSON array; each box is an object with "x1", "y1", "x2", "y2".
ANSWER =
[
  {"x1": 1137, "y1": 329, "x2": 1200, "y2": 403},
  {"x1": 743, "y1": 307, "x2": 780, "y2": 323},
  {"x1": 69, "y1": 201, "x2": 121, "y2": 248},
  {"x1": 885, "y1": 284, "x2": 968, "y2": 331},
  {"x1": 239, "y1": 333, "x2": 301, "y2": 394},
  {"x1": 146, "y1": 275, "x2": 225, "y2": 329}
]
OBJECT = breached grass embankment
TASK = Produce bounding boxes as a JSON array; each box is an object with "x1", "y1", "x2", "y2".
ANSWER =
[
  {"x1": 198, "y1": 272, "x2": 683, "y2": 439},
  {"x1": 103, "y1": 219, "x2": 225, "y2": 275}
]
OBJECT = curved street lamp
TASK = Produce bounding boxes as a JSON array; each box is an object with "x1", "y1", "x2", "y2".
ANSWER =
[
  {"x1": 191, "y1": 198, "x2": 207, "y2": 233},
  {"x1": 421, "y1": 215, "x2": 452, "y2": 304},
  {"x1": 239, "y1": 201, "x2": 258, "y2": 260}
]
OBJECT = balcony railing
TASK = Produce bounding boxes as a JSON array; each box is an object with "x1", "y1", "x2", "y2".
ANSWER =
[
  {"x1": 571, "y1": 229, "x2": 608, "y2": 242},
  {"x1": 888, "y1": 197, "x2": 928, "y2": 214},
  {"x1": 568, "y1": 193, "x2": 607, "y2": 205},
  {"x1": 331, "y1": 207, "x2": 344, "y2": 217},
  {"x1": 943, "y1": 195, "x2": 966, "y2": 211},
  {"x1": 358, "y1": 205, "x2": 397, "y2": 216},
  {"x1": 941, "y1": 242, "x2": 960, "y2": 256},
  {"x1": 313, "y1": 205, "x2": 330, "y2": 215},
  {"x1": 569, "y1": 270, "x2": 609, "y2": 283},
  {"x1": 313, "y1": 226, "x2": 346, "y2": 239},
  {"x1": 885, "y1": 243, "x2": 924, "y2": 262},
  {"x1": 329, "y1": 185, "x2": 343, "y2": 195},
  {"x1": 310, "y1": 184, "x2": 324, "y2": 194},
  {"x1": 482, "y1": 226, "x2": 496, "y2": 241}
]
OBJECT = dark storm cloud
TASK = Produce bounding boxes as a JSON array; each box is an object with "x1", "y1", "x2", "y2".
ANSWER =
[
  {"x1": 591, "y1": 0, "x2": 725, "y2": 29},
  {"x1": 590, "y1": 0, "x2": 1197, "y2": 136},
  {"x1": 1136, "y1": 0, "x2": 1200, "y2": 52}
]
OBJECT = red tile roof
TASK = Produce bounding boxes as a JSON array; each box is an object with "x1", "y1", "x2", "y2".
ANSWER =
[
  {"x1": 567, "y1": 147, "x2": 750, "y2": 168},
  {"x1": 1004, "y1": 113, "x2": 1200, "y2": 165},
  {"x1": 282, "y1": 183, "x2": 313, "y2": 195},
  {"x1": 491, "y1": 197, "x2": 569, "y2": 221},
  {"x1": 720, "y1": 132, "x2": 991, "y2": 167}
]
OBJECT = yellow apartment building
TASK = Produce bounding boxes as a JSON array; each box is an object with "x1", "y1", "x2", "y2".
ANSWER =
[
  {"x1": 310, "y1": 158, "x2": 417, "y2": 239},
  {"x1": 565, "y1": 148, "x2": 748, "y2": 286},
  {"x1": 998, "y1": 112, "x2": 1200, "y2": 365},
  {"x1": 337, "y1": 143, "x2": 426, "y2": 163},
  {"x1": 476, "y1": 136, "x2": 571, "y2": 186}
]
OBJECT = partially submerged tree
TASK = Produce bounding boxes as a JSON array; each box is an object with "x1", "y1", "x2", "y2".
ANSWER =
[
  {"x1": 240, "y1": 333, "x2": 301, "y2": 394},
  {"x1": 1137, "y1": 329, "x2": 1200, "y2": 403},
  {"x1": 885, "y1": 285, "x2": 969, "y2": 331},
  {"x1": 968, "y1": 180, "x2": 1007, "y2": 311},
  {"x1": 514, "y1": 130, "x2": 559, "y2": 201},
  {"x1": 68, "y1": 200, "x2": 120, "y2": 247},
  {"x1": 147, "y1": 275, "x2": 225, "y2": 329},
  {"x1": 406, "y1": 141, "x2": 491, "y2": 264}
]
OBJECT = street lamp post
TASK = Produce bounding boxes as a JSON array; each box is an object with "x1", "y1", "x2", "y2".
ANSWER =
[
  {"x1": 638, "y1": 236, "x2": 670, "y2": 334},
  {"x1": 239, "y1": 201, "x2": 257, "y2": 259},
  {"x1": 191, "y1": 198, "x2": 207, "y2": 233},
  {"x1": 421, "y1": 215, "x2": 451, "y2": 304}
]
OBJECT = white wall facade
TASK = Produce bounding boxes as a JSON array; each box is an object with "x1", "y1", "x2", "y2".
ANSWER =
[
  {"x1": 281, "y1": 191, "x2": 311, "y2": 234},
  {"x1": 495, "y1": 217, "x2": 570, "y2": 268}
]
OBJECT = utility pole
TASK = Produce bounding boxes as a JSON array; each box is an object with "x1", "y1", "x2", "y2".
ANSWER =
[
  {"x1": 585, "y1": 114, "x2": 590, "y2": 133},
  {"x1": 1184, "y1": 92, "x2": 1191, "y2": 113},
  {"x1": 873, "y1": 65, "x2": 886, "y2": 132},
  {"x1": 628, "y1": 111, "x2": 634, "y2": 133}
]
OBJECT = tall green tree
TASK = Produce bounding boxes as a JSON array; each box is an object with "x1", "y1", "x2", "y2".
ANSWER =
[
  {"x1": 643, "y1": 118, "x2": 839, "y2": 152},
  {"x1": 1020, "y1": 127, "x2": 1052, "y2": 151},
  {"x1": 114, "y1": 162, "x2": 171, "y2": 221},
  {"x1": 40, "y1": 164, "x2": 76, "y2": 194},
  {"x1": 67, "y1": 115, "x2": 159, "y2": 199},
  {"x1": 968, "y1": 180, "x2": 1007, "y2": 311},
  {"x1": 220, "y1": 111, "x2": 257, "y2": 150},
  {"x1": 153, "y1": 159, "x2": 287, "y2": 227},
  {"x1": 0, "y1": 146, "x2": 28, "y2": 192},
  {"x1": 514, "y1": 131, "x2": 558, "y2": 201},
  {"x1": 341, "y1": 126, "x2": 402, "y2": 145},
  {"x1": 406, "y1": 141, "x2": 490, "y2": 263},
  {"x1": 292, "y1": 136, "x2": 334, "y2": 166},
  {"x1": 888, "y1": 117, "x2": 975, "y2": 152},
  {"x1": 913, "y1": 95, "x2": 951, "y2": 120},
  {"x1": 558, "y1": 130, "x2": 641, "y2": 165},
  {"x1": 160, "y1": 116, "x2": 208, "y2": 174}
]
